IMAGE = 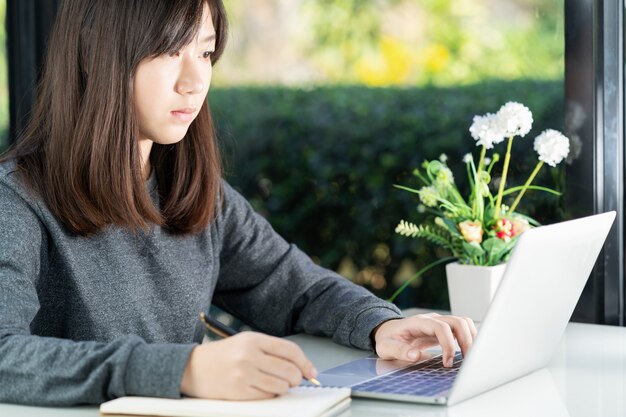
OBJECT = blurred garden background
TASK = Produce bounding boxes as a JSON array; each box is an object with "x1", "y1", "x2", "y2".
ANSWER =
[{"x1": 210, "y1": 0, "x2": 565, "y2": 310}]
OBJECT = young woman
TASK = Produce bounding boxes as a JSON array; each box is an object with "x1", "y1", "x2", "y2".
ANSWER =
[{"x1": 0, "y1": 0, "x2": 476, "y2": 406}]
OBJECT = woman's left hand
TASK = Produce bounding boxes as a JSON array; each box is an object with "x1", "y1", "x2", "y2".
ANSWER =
[{"x1": 372, "y1": 313, "x2": 477, "y2": 368}]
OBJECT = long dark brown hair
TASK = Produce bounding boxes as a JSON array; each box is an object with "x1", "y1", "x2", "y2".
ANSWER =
[{"x1": 1, "y1": 0, "x2": 228, "y2": 236}]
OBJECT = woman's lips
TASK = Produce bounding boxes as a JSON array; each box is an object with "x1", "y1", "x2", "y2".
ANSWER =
[{"x1": 170, "y1": 108, "x2": 196, "y2": 122}]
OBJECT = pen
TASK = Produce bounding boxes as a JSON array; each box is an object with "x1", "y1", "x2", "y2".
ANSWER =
[{"x1": 199, "y1": 312, "x2": 321, "y2": 386}]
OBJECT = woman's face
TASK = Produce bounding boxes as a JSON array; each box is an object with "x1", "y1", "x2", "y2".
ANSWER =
[{"x1": 134, "y1": 4, "x2": 216, "y2": 145}]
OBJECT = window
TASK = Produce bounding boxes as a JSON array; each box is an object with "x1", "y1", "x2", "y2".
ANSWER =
[{"x1": 214, "y1": 0, "x2": 566, "y2": 310}]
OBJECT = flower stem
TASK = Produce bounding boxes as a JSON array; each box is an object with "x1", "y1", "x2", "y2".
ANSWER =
[
  {"x1": 509, "y1": 161, "x2": 544, "y2": 213},
  {"x1": 472, "y1": 146, "x2": 487, "y2": 218},
  {"x1": 387, "y1": 257, "x2": 456, "y2": 303},
  {"x1": 494, "y1": 136, "x2": 514, "y2": 219},
  {"x1": 477, "y1": 145, "x2": 487, "y2": 174}
]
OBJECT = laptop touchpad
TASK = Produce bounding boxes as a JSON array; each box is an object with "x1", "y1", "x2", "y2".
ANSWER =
[{"x1": 315, "y1": 353, "x2": 437, "y2": 387}]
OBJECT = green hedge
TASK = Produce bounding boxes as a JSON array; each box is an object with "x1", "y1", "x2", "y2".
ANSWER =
[{"x1": 211, "y1": 80, "x2": 564, "y2": 309}]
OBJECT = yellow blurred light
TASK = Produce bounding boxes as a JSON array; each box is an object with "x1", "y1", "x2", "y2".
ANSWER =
[
  {"x1": 423, "y1": 43, "x2": 450, "y2": 74},
  {"x1": 355, "y1": 36, "x2": 415, "y2": 86}
]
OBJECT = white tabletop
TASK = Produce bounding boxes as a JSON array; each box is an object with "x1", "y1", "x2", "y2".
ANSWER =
[{"x1": 1, "y1": 320, "x2": 625, "y2": 417}]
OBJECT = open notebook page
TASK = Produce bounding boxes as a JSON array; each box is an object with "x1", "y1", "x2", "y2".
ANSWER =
[{"x1": 100, "y1": 386, "x2": 351, "y2": 417}]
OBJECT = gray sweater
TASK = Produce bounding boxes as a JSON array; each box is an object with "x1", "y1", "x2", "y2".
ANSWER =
[{"x1": 0, "y1": 161, "x2": 402, "y2": 406}]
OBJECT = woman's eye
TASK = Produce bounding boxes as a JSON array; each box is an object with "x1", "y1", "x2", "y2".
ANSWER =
[{"x1": 202, "y1": 51, "x2": 214, "y2": 59}]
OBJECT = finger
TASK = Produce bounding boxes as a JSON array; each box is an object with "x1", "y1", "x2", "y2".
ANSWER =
[
  {"x1": 241, "y1": 384, "x2": 280, "y2": 400},
  {"x1": 259, "y1": 336, "x2": 317, "y2": 379},
  {"x1": 375, "y1": 337, "x2": 423, "y2": 362},
  {"x1": 414, "y1": 317, "x2": 456, "y2": 367},
  {"x1": 257, "y1": 354, "x2": 303, "y2": 387},
  {"x1": 251, "y1": 370, "x2": 291, "y2": 396},
  {"x1": 436, "y1": 316, "x2": 473, "y2": 357},
  {"x1": 464, "y1": 317, "x2": 478, "y2": 339}
]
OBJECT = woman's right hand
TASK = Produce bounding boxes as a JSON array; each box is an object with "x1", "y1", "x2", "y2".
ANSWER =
[{"x1": 179, "y1": 332, "x2": 318, "y2": 400}]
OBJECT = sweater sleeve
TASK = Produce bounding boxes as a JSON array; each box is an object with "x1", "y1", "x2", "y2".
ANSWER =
[
  {"x1": 213, "y1": 182, "x2": 403, "y2": 350},
  {"x1": 0, "y1": 182, "x2": 194, "y2": 406}
]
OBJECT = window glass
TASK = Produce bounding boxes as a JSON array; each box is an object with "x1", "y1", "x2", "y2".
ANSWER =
[{"x1": 211, "y1": 0, "x2": 565, "y2": 309}]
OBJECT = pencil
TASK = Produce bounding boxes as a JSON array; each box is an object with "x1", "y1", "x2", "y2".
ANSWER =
[{"x1": 199, "y1": 312, "x2": 321, "y2": 386}]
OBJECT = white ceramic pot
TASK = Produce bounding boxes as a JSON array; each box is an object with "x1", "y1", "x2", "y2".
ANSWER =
[{"x1": 445, "y1": 262, "x2": 507, "y2": 322}]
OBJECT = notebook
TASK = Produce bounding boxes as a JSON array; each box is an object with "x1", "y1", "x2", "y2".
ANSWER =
[{"x1": 99, "y1": 386, "x2": 351, "y2": 417}]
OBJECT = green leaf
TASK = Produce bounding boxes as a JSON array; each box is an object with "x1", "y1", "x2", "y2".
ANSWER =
[
  {"x1": 482, "y1": 237, "x2": 505, "y2": 253},
  {"x1": 462, "y1": 241, "x2": 485, "y2": 257},
  {"x1": 502, "y1": 185, "x2": 561, "y2": 197},
  {"x1": 440, "y1": 217, "x2": 461, "y2": 236},
  {"x1": 485, "y1": 236, "x2": 519, "y2": 265},
  {"x1": 406, "y1": 224, "x2": 456, "y2": 251}
]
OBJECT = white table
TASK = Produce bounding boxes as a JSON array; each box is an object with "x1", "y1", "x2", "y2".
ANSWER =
[{"x1": 1, "y1": 321, "x2": 625, "y2": 417}]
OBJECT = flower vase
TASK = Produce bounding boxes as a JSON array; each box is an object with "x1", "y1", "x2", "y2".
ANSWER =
[{"x1": 445, "y1": 262, "x2": 507, "y2": 322}]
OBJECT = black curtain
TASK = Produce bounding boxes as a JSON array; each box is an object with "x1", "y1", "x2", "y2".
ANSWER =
[{"x1": 6, "y1": 0, "x2": 61, "y2": 144}]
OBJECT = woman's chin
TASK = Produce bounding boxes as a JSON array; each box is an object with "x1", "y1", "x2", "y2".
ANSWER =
[{"x1": 152, "y1": 133, "x2": 188, "y2": 146}]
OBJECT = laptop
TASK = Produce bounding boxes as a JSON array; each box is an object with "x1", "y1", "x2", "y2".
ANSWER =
[{"x1": 315, "y1": 211, "x2": 616, "y2": 406}]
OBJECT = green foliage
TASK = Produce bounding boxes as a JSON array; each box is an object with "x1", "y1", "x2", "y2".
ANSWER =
[
  {"x1": 210, "y1": 80, "x2": 564, "y2": 309},
  {"x1": 303, "y1": 0, "x2": 392, "y2": 65},
  {"x1": 396, "y1": 221, "x2": 463, "y2": 258},
  {"x1": 219, "y1": 0, "x2": 563, "y2": 87},
  {"x1": 299, "y1": 0, "x2": 563, "y2": 86}
]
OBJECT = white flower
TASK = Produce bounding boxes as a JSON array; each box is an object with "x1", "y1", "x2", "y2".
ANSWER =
[
  {"x1": 469, "y1": 113, "x2": 506, "y2": 149},
  {"x1": 436, "y1": 167, "x2": 454, "y2": 186},
  {"x1": 483, "y1": 157, "x2": 491, "y2": 166},
  {"x1": 463, "y1": 153, "x2": 473, "y2": 164},
  {"x1": 418, "y1": 186, "x2": 439, "y2": 207},
  {"x1": 533, "y1": 129, "x2": 570, "y2": 167},
  {"x1": 497, "y1": 102, "x2": 533, "y2": 137},
  {"x1": 417, "y1": 204, "x2": 426, "y2": 213},
  {"x1": 439, "y1": 153, "x2": 448, "y2": 163},
  {"x1": 435, "y1": 167, "x2": 454, "y2": 196}
]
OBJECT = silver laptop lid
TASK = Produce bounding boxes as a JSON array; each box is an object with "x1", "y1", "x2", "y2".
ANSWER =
[{"x1": 448, "y1": 211, "x2": 616, "y2": 405}]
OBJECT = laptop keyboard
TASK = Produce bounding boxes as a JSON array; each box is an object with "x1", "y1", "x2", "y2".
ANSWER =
[{"x1": 351, "y1": 352, "x2": 463, "y2": 397}]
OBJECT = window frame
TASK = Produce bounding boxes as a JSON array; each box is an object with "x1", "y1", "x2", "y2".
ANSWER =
[{"x1": 565, "y1": 0, "x2": 624, "y2": 325}]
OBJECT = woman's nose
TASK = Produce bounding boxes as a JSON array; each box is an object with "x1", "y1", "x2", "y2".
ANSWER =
[{"x1": 175, "y1": 58, "x2": 207, "y2": 95}]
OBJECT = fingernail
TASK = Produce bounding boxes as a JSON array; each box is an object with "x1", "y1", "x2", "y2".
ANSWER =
[
  {"x1": 310, "y1": 367, "x2": 318, "y2": 378},
  {"x1": 408, "y1": 350, "x2": 418, "y2": 361},
  {"x1": 447, "y1": 358, "x2": 453, "y2": 367}
]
